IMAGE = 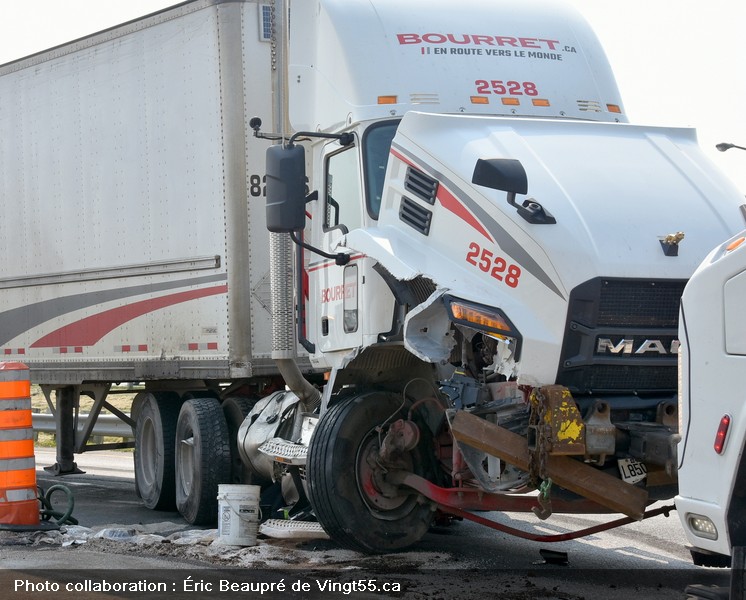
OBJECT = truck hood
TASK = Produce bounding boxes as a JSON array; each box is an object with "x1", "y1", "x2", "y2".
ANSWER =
[
  {"x1": 346, "y1": 113, "x2": 743, "y2": 297},
  {"x1": 342, "y1": 113, "x2": 744, "y2": 382}
]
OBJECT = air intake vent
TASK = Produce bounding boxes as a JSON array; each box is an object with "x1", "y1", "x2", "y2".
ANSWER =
[
  {"x1": 410, "y1": 93, "x2": 440, "y2": 105},
  {"x1": 405, "y1": 168, "x2": 438, "y2": 205},
  {"x1": 577, "y1": 100, "x2": 602, "y2": 112},
  {"x1": 400, "y1": 197, "x2": 432, "y2": 235}
]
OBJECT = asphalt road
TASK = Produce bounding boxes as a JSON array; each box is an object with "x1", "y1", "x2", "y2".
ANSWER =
[{"x1": 0, "y1": 448, "x2": 732, "y2": 599}]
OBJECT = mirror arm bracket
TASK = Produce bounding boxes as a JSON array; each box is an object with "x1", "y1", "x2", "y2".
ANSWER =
[
  {"x1": 507, "y1": 192, "x2": 556, "y2": 225},
  {"x1": 289, "y1": 231, "x2": 350, "y2": 266}
]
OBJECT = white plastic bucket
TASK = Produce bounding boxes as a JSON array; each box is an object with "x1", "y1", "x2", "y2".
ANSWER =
[{"x1": 216, "y1": 484, "x2": 261, "y2": 546}]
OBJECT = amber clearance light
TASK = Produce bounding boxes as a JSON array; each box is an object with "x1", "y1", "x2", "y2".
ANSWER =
[
  {"x1": 377, "y1": 95, "x2": 398, "y2": 105},
  {"x1": 726, "y1": 237, "x2": 746, "y2": 253},
  {"x1": 446, "y1": 297, "x2": 517, "y2": 336}
]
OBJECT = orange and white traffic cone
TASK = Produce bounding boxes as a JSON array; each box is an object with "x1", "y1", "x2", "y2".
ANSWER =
[{"x1": 0, "y1": 362, "x2": 39, "y2": 526}]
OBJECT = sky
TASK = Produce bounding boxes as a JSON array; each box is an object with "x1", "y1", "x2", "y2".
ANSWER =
[{"x1": 1, "y1": 0, "x2": 745, "y2": 193}]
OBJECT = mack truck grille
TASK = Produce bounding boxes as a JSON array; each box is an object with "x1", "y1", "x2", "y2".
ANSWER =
[{"x1": 555, "y1": 278, "x2": 686, "y2": 395}]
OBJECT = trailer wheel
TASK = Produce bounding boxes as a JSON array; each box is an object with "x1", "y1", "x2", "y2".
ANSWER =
[
  {"x1": 307, "y1": 390, "x2": 434, "y2": 553},
  {"x1": 134, "y1": 392, "x2": 183, "y2": 510},
  {"x1": 222, "y1": 396, "x2": 257, "y2": 485},
  {"x1": 175, "y1": 398, "x2": 231, "y2": 525}
]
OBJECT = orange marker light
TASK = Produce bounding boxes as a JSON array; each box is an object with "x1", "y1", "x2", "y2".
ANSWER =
[
  {"x1": 726, "y1": 237, "x2": 746, "y2": 252},
  {"x1": 450, "y1": 303, "x2": 511, "y2": 333},
  {"x1": 470, "y1": 96, "x2": 489, "y2": 104},
  {"x1": 607, "y1": 104, "x2": 622, "y2": 114},
  {"x1": 532, "y1": 98, "x2": 551, "y2": 107},
  {"x1": 501, "y1": 97, "x2": 520, "y2": 106},
  {"x1": 377, "y1": 95, "x2": 398, "y2": 105}
]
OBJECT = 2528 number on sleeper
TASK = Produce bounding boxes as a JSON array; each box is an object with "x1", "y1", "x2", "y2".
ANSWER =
[{"x1": 475, "y1": 80, "x2": 539, "y2": 96}]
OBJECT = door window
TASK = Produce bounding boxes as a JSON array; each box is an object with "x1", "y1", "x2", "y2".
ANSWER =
[{"x1": 324, "y1": 146, "x2": 362, "y2": 233}]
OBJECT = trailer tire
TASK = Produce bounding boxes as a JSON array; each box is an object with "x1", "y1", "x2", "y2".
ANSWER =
[
  {"x1": 175, "y1": 398, "x2": 231, "y2": 525},
  {"x1": 222, "y1": 397, "x2": 257, "y2": 485},
  {"x1": 307, "y1": 390, "x2": 434, "y2": 553},
  {"x1": 134, "y1": 392, "x2": 183, "y2": 510}
]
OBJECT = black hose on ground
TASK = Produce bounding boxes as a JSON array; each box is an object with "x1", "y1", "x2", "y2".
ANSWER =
[{"x1": 39, "y1": 484, "x2": 78, "y2": 526}]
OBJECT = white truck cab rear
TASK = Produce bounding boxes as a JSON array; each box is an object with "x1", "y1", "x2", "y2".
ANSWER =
[{"x1": 677, "y1": 232, "x2": 746, "y2": 566}]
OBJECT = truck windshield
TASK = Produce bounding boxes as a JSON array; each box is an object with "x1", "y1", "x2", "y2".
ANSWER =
[{"x1": 363, "y1": 120, "x2": 398, "y2": 219}]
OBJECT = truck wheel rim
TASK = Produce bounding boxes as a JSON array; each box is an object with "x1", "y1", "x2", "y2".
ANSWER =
[
  {"x1": 140, "y1": 419, "x2": 156, "y2": 487},
  {"x1": 356, "y1": 429, "x2": 418, "y2": 519},
  {"x1": 178, "y1": 432, "x2": 196, "y2": 495}
]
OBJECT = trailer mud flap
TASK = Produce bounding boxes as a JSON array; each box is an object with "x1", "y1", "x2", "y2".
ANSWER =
[{"x1": 451, "y1": 410, "x2": 648, "y2": 520}]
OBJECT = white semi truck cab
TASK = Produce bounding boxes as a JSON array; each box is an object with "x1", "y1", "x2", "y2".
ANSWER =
[{"x1": 255, "y1": 0, "x2": 746, "y2": 551}]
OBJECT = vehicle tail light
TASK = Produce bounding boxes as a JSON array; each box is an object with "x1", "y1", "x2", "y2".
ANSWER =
[{"x1": 714, "y1": 414, "x2": 731, "y2": 454}]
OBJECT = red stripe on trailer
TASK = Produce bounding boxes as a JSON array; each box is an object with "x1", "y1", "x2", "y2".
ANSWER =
[{"x1": 31, "y1": 285, "x2": 227, "y2": 349}]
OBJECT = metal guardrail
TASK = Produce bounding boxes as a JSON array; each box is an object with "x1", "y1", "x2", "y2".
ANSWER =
[{"x1": 32, "y1": 413, "x2": 134, "y2": 439}]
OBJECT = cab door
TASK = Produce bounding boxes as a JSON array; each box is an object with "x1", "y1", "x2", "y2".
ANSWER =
[{"x1": 306, "y1": 140, "x2": 364, "y2": 355}]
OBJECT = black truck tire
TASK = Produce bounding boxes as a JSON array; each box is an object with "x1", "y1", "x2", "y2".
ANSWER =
[
  {"x1": 133, "y1": 392, "x2": 182, "y2": 510},
  {"x1": 307, "y1": 390, "x2": 434, "y2": 553},
  {"x1": 175, "y1": 397, "x2": 231, "y2": 525}
]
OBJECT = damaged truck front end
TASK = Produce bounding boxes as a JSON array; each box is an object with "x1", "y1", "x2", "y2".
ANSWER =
[{"x1": 237, "y1": 109, "x2": 744, "y2": 553}]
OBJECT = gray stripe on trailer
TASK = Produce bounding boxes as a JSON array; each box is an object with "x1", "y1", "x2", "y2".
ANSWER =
[{"x1": 0, "y1": 273, "x2": 227, "y2": 347}]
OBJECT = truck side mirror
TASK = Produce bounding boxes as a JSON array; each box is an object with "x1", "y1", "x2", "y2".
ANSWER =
[
  {"x1": 472, "y1": 158, "x2": 528, "y2": 194},
  {"x1": 265, "y1": 144, "x2": 307, "y2": 233},
  {"x1": 472, "y1": 158, "x2": 555, "y2": 225}
]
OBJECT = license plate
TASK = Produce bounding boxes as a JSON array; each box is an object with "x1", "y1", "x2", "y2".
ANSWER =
[{"x1": 617, "y1": 457, "x2": 647, "y2": 484}]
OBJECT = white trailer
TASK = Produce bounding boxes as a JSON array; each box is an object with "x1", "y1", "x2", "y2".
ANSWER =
[
  {"x1": 2, "y1": 0, "x2": 745, "y2": 552},
  {"x1": 0, "y1": 1, "x2": 308, "y2": 521},
  {"x1": 0, "y1": 0, "x2": 277, "y2": 383}
]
